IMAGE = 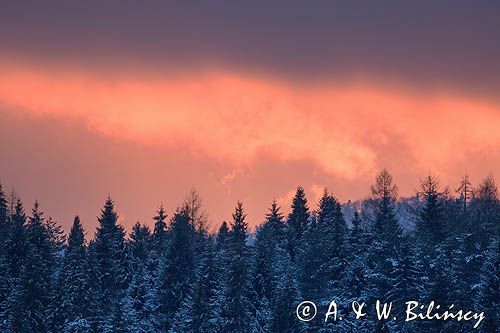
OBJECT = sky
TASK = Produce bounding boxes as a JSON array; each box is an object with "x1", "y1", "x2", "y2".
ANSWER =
[{"x1": 1, "y1": 1, "x2": 499, "y2": 233}]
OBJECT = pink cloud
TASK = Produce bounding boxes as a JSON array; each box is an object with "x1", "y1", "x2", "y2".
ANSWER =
[{"x1": 1, "y1": 59, "x2": 499, "y2": 187}]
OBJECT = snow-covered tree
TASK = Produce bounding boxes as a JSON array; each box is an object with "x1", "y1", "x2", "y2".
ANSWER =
[
  {"x1": 222, "y1": 201, "x2": 255, "y2": 332},
  {"x1": 52, "y1": 216, "x2": 90, "y2": 332},
  {"x1": 156, "y1": 207, "x2": 196, "y2": 331},
  {"x1": 475, "y1": 239, "x2": 499, "y2": 333},
  {"x1": 286, "y1": 187, "x2": 310, "y2": 262},
  {"x1": 87, "y1": 197, "x2": 128, "y2": 332}
]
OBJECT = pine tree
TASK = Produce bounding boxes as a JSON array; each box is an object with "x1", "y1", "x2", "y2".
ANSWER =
[{"x1": 286, "y1": 186, "x2": 310, "y2": 262}]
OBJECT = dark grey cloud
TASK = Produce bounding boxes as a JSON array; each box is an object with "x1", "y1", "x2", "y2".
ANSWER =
[{"x1": 1, "y1": 1, "x2": 500, "y2": 95}]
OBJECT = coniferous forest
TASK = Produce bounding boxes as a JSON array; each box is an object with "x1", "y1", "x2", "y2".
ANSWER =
[{"x1": 0, "y1": 170, "x2": 498, "y2": 333}]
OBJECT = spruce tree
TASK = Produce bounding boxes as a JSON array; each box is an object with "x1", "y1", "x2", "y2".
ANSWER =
[
  {"x1": 209, "y1": 222, "x2": 232, "y2": 332},
  {"x1": 297, "y1": 212, "x2": 322, "y2": 299},
  {"x1": 216, "y1": 221, "x2": 229, "y2": 250},
  {"x1": 62, "y1": 318, "x2": 92, "y2": 333},
  {"x1": 128, "y1": 222, "x2": 151, "y2": 268},
  {"x1": 271, "y1": 246, "x2": 302, "y2": 333},
  {"x1": 368, "y1": 170, "x2": 402, "y2": 319},
  {"x1": 57, "y1": 216, "x2": 91, "y2": 332},
  {"x1": 253, "y1": 296, "x2": 273, "y2": 333},
  {"x1": 0, "y1": 184, "x2": 11, "y2": 328},
  {"x1": 340, "y1": 211, "x2": 374, "y2": 314},
  {"x1": 312, "y1": 189, "x2": 347, "y2": 296},
  {"x1": 4, "y1": 199, "x2": 26, "y2": 279},
  {"x1": 171, "y1": 237, "x2": 218, "y2": 332},
  {"x1": 87, "y1": 196, "x2": 128, "y2": 332},
  {"x1": 253, "y1": 200, "x2": 285, "y2": 306},
  {"x1": 0, "y1": 172, "x2": 497, "y2": 332},
  {"x1": 476, "y1": 239, "x2": 499, "y2": 333},
  {"x1": 417, "y1": 175, "x2": 445, "y2": 244},
  {"x1": 223, "y1": 201, "x2": 254, "y2": 332},
  {"x1": 0, "y1": 183, "x2": 8, "y2": 248},
  {"x1": 386, "y1": 239, "x2": 423, "y2": 331},
  {"x1": 266, "y1": 199, "x2": 285, "y2": 241},
  {"x1": 1, "y1": 199, "x2": 27, "y2": 332},
  {"x1": 0, "y1": 254, "x2": 9, "y2": 331},
  {"x1": 286, "y1": 186, "x2": 310, "y2": 262},
  {"x1": 152, "y1": 204, "x2": 168, "y2": 252},
  {"x1": 124, "y1": 260, "x2": 157, "y2": 333},
  {"x1": 347, "y1": 210, "x2": 374, "y2": 257},
  {"x1": 156, "y1": 207, "x2": 196, "y2": 331},
  {"x1": 147, "y1": 205, "x2": 168, "y2": 294},
  {"x1": 46, "y1": 216, "x2": 66, "y2": 255},
  {"x1": 22, "y1": 201, "x2": 54, "y2": 331}
]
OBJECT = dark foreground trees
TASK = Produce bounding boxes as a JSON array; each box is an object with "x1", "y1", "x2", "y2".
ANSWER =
[{"x1": 0, "y1": 172, "x2": 498, "y2": 333}]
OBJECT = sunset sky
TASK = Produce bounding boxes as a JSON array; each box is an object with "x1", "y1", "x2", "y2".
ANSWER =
[{"x1": 1, "y1": 1, "x2": 499, "y2": 232}]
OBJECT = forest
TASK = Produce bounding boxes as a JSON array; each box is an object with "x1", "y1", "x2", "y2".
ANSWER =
[{"x1": 0, "y1": 170, "x2": 498, "y2": 333}]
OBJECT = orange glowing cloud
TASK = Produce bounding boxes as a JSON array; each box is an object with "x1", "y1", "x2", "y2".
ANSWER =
[{"x1": 1, "y1": 60, "x2": 499, "y2": 183}]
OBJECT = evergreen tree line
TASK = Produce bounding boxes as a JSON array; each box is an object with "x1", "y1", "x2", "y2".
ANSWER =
[{"x1": 0, "y1": 171, "x2": 498, "y2": 332}]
